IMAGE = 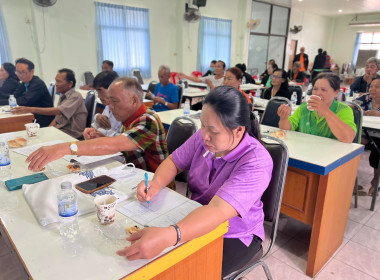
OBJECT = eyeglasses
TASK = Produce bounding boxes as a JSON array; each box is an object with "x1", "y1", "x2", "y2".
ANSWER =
[
  {"x1": 271, "y1": 75, "x2": 282, "y2": 79},
  {"x1": 15, "y1": 70, "x2": 30, "y2": 76}
]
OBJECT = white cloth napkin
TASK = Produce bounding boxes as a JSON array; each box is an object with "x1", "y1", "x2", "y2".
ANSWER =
[{"x1": 22, "y1": 167, "x2": 108, "y2": 226}]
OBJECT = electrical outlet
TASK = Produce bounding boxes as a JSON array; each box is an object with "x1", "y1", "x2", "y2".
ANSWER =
[{"x1": 25, "y1": 17, "x2": 31, "y2": 24}]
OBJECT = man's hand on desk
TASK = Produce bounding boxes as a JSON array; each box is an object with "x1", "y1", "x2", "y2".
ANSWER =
[
  {"x1": 96, "y1": 115, "x2": 111, "y2": 129},
  {"x1": 153, "y1": 96, "x2": 165, "y2": 104},
  {"x1": 26, "y1": 143, "x2": 69, "y2": 171},
  {"x1": 83, "y1": 128, "x2": 104, "y2": 140},
  {"x1": 364, "y1": 110, "x2": 380, "y2": 117},
  {"x1": 116, "y1": 226, "x2": 176, "y2": 260},
  {"x1": 11, "y1": 106, "x2": 31, "y2": 114}
]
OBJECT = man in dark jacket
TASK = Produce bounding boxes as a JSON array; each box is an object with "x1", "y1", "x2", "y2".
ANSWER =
[
  {"x1": 311, "y1": 48, "x2": 326, "y2": 80},
  {"x1": 11, "y1": 58, "x2": 54, "y2": 127}
]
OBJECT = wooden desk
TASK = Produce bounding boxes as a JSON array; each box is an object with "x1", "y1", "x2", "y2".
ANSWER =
[
  {"x1": 0, "y1": 108, "x2": 34, "y2": 133},
  {"x1": 261, "y1": 125, "x2": 364, "y2": 277},
  {"x1": 0, "y1": 127, "x2": 227, "y2": 280}
]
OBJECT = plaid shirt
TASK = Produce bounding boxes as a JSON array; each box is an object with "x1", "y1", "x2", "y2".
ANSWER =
[{"x1": 121, "y1": 109, "x2": 168, "y2": 172}]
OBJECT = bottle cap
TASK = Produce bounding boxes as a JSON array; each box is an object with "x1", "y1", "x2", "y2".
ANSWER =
[{"x1": 61, "y1": 181, "x2": 72, "y2": 189}]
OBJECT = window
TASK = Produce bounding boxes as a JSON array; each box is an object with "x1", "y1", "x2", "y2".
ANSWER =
[
  {"x1": 0, "y1": 6, "x2": 12, "y2": 64},
  {"x1": 95, "y1": 2, "x2": 151, "y2": 78},
  {"x1": 197, "y1": 16, "x2": 232, "y2": 73},
  {"x1": 247, "y1": 1, "x2": 290, "y2": 76},
  {"x1": 359, "y1": 32, "x2": 380, "y2": 55}
]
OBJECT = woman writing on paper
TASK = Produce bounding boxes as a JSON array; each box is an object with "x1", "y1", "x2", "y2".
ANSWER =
[
  {"x1": 277, "y1": 73, "x2": 356, "y2": 143},
  {"x1": 116, "y1": 86, "x2": 273, "y2": 277}
]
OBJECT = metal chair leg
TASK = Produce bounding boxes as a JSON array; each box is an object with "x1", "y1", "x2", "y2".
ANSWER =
[
  {"x1": 354, "y1": 177, "x2": 358, "y2": 208},
  {"x1": 261, "y1": 261, "x2": 273, "y2": 280}
]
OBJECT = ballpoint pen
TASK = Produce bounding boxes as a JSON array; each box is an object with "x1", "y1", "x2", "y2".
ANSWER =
[{"x1": 145, "y1": 172, "x2": 150, "y2": 207}]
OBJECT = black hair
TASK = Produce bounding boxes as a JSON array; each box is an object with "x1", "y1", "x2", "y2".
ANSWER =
[
  {"x1": 15, "y1": 58, "x2": 34, "y2": 71},
  {"x1": 203, "y1": 86, "x2": 261, "y2": 141},
  {"x1": 272, "y1": 69, "x2": 289, "y2": 91},
  {"x1": 102, "y1": 60, "x2": 114, "y2": 68},
  {"x1": 323, "y1": 51, "x2": 327, "y2": 55},
  {"x1": 93, "y1": 71, "x2": 119, "y2": 89},
  {"x1": 2, "y1": 63, "x2": 19, "y2": 81},
  {"x1": 318, "y1": 48, "x2": 323, "y2": 54},
  {"x1": 217, "y1": 60, "x2": 226, "y2": 69},
  {"x1": 270, "y1": 63, "x2": 279, "y2": 71},
  {"x1": 312, "y1": 72, "x2": 340, "y2": 91},
  {"x1": 235, "y1": 63, "x2": 247, "y2": 73},
  {"x1": 211, "y1": 60, "x2": 217, "y2": 64},
  {"x1": 58, "y1": 68, "x2": 76, "y2": 88}
]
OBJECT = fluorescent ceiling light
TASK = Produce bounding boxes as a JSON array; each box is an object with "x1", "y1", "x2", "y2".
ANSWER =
[{"x1": 349, "y1": 21, "x2": 380, "y2": 27}]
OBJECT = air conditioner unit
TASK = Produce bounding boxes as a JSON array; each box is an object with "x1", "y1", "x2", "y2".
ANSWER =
[{"x1": 349, "y1": 20, "x2": 380, "y2": 27}]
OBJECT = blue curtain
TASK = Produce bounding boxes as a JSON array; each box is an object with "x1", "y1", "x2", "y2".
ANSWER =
[
  {"x1": 0, "y1": 6, "x2": 12, "y2": 64},
  {"x1": 95, "y1": 2, "x2": 151, "y2": 78},
  {"x1": 352, "y1": 32, "x2": 362, "y2": 70},
  {"x1": 197, "y1": 16, "x2": 231, "y2": 73}
]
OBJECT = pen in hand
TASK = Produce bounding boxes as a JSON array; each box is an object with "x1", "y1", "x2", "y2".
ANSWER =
[{"x1": 145, "y1": 172, "x2": 150, "y2": 207}]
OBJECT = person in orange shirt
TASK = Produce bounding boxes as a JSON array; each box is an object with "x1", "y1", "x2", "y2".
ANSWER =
[
  {"x1": 293, "y1": 47, "x2": 309, "y2": 72},
  {"x1": 223, "y1": 67, "x2": 252, "y2": 106}
]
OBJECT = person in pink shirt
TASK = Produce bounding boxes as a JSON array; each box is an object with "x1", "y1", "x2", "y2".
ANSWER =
[{"x1": 116, "y1": 86, "x2": 273, "y2": 277}]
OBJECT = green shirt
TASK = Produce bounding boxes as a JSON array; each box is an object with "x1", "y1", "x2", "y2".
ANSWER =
[
  {"x1": 288, "y1": 100, "x2": 357, "y2": 140},
  {"x1": 265, "y1": 76, "x2": 272, "y2": 88}
]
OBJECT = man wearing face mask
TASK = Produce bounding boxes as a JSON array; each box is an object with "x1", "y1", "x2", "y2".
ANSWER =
[{"x1": 203, "y1": 60, "x2": 217, "y2": 77}]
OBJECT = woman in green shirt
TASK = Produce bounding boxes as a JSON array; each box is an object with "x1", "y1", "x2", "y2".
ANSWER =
[{"x1": 277, "y1": 73, "x2": 356, "y2": 143}]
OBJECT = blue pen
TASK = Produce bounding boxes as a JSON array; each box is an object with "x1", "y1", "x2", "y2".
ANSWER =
[{"x1": 145, "y1": 172, "x2": 150, "y2": 207}]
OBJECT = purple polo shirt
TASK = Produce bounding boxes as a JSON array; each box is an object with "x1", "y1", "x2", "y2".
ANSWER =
[{"x1": 172, "y1": 130, "x2": 273, "y2": 246}]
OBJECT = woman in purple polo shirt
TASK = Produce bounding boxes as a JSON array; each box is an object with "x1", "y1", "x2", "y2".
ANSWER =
[{"x1": 117, "y1": 86, "x2": 273, "y2": 277}]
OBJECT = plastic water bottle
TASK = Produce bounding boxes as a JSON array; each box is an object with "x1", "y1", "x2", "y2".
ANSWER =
[
  {"x1": 253, "y1": 111, "x2": 260, "y2": 123},
  {"x1": 256, "y1": 89, "x2": 261, "y2": 98},
  {"x1": 346, "y1": 88, "x2": 352, "y2": 97},
  {"x1": 8, "y1": 95, "x2": 17, "y2": 108},
  {"x1": 0, "y1": 139, "x2": 11, "y2": 180},
  {"x1": 242, "y1": 76, "x2": 246, "y2": 84},
  {"x1": 291, "y1": 92, "x2": 297, "y2": 107},
  {"x1": 183, "y1": 100, "x2": 190, "y2": 115},
  {"x1": 57, "y1": 182, "x2": 79, "y2": 239}
]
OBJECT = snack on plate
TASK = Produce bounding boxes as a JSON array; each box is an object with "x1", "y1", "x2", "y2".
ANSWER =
[
  {"x1": 15, "y1": 137, "x2": 27, "y2": 146},
  {"x1": 7, "y1": 137, "x2": 27, "y2": 148},
  {"x1": 125, "y1": 225, "x2": 141, "y2": 235},
  {"x1": 67, "y1": 164, "x2": 81, "y2": 172},
  {"x1": 270, "y1": 130, "x2": 286, "y2": 140},
  {"x1": 7, "y1": 140, "x2": 20, "y2": 148}
]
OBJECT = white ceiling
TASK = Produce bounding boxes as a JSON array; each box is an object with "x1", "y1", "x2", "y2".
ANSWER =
[{"x1": 260, "y1": 0, "x2": 380, "y2": 16}]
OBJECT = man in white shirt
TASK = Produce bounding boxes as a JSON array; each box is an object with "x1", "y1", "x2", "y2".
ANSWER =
[{"x1": 83, "y1": 71, "x2": 121, "y2": 139}]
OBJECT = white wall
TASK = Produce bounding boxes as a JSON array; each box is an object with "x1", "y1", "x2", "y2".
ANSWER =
[
  {"x1": 1, "y1": 0, "x2": 251, "y2": 85},
  {"x1": 285, "y1": 8, "x2": 333, "y2": 70},
  {"x1": 328, "y1": 13, "x2": 380, "y2": 68}
]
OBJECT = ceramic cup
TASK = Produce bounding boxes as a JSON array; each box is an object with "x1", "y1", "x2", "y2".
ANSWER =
[
  {"x1": 25, "y1": 123, "x2": 40, "y2": 137},
  {"x1": 94, "y1": 195, "x2": 117, "y2": 225}
]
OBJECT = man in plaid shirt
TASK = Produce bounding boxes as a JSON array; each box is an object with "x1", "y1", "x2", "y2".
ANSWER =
[{"x1": 26, "y1": 77, "x2": 169, "y2": 173}]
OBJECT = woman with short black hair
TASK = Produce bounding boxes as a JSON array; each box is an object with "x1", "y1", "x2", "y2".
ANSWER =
[{"x1": 0, "y1": 62, "x2": 20, "y2": 99}]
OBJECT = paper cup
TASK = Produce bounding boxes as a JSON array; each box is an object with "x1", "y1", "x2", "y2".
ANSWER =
[
  {"x1": 94, "y1": 195, "x2": 117, "y2": 225},
  {"x1": 25, "y1": 123, "x2": 40, "y2": 137},
  {"x1": 306, "y1": 95, "x2": 321, "y2": 111}
]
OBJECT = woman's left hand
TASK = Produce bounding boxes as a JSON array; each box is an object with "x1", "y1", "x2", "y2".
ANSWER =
[
  {"x1": 308, "y1": 96, "x2": 329, "y2": 115},
  {"x1": 116, "y1": 227, "x2": 176, "y2": 260},
  {"x1": 364, "y1": 110, "x2": 380, "y2": 117}
]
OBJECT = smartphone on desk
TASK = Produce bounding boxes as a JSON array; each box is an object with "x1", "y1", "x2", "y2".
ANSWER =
[
  {"x1": 75, "y1": 175, "x2": 116, "y2": 194},
  {"x1": 5, "y1": 173, "x2": 49, "y2": 191}
]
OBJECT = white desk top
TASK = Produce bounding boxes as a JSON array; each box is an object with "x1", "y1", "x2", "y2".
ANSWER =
[
  {"x1": 186, "y1": 80, "x2": 207, "y2": 89},
  {"x1": 183, "y1": 87, "x2": 209, "y2": 98},
  {"x1": 0, "y1": 127, "x2": 197, "y2": 280},
  {"x1": 261, "y1": 125, "x2": 364, "y2": 175},
  {"x1": 141, "y1": 84, "x2": 148, "y2": 91},
  {"x1": 0, "y1": 106, "x2": 34, "y2": 119},
  {"x1": 363, "y1": 116, "x2": 380, "y2": 131},
  {"x1": 240, "y1": 83, "x2": 264, "y2": 91},
  {"x1": 157, "y1": 109, "x2": 201, "y2": 129}
]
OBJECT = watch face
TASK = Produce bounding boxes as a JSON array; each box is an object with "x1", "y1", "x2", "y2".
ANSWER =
[{"x1": 70, "y1": 144, "x2": 78, "y2": 151}]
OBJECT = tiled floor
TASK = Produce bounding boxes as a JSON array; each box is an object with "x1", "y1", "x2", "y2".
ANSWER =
[{"x1": 1, "y1": 150, "x2": 379, "y2": 280}]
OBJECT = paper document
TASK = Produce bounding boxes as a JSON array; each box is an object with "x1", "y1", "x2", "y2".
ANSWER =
[
  {"x1": 12, "y1": 140, "x2": 64, "y2": 157},
  {"x1": 117, "y1": 187, "x2": 201, "y2": 227},
  {"x1": 62, "y1": 152, "x2": 122, "y2": 164}
]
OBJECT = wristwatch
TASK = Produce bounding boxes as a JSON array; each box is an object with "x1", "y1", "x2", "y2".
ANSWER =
[
  {"x1": 70, "y1": 141, "x2": 78, "y2": 155},
  {"x1": 165, "y1": 101, "x2": 168, "y2": 107}
]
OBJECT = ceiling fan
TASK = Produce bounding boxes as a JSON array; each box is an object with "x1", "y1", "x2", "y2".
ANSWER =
[
  {"x1": 247, "y1": 18, "x2": 261, "y2": 29},
  {"x1": 32, "y1": 0, "x2": 57, "y2": 7}
]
